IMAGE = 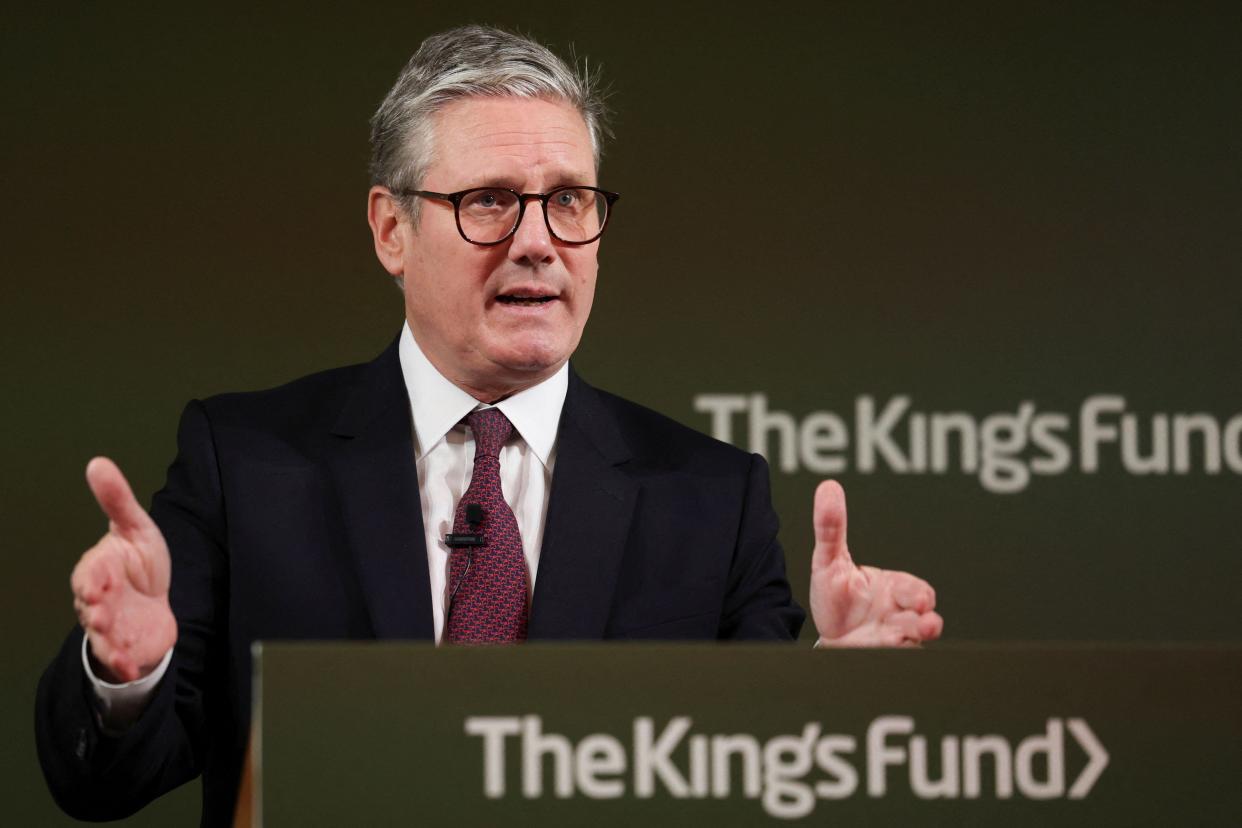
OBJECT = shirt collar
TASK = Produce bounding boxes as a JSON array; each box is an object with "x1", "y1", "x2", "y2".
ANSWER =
[{"x1": 398, "y1": 321, "x2": 567, "y2": 467}]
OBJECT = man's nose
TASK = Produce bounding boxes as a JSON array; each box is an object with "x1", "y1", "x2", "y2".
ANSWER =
[{"x1": 508, "y1": 198, "x2": 556, "y2": 265}]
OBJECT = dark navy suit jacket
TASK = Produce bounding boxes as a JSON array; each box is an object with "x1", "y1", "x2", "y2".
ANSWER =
[{"x1": 36, "y1": 336, "x2": 804, "y2": 825}]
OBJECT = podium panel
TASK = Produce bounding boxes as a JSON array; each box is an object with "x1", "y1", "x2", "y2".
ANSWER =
[{"x1": 252, "y1": 644, "x2": 1241, "y2": 826}]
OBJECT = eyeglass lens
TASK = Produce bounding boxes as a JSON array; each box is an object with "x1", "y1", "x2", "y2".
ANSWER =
[{"x1": 458, "y1": 188, "x2": 607, "y2": 244}]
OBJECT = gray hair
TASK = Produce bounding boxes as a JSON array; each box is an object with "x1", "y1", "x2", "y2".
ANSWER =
[{"x1": 369, "y1": 25, "x2": 610, "y2": 214}]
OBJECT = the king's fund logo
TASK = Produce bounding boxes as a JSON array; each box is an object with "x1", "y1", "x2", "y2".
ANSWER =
[{"x1": 464, "y1": 715, "x2": 1109, "y2": 819}]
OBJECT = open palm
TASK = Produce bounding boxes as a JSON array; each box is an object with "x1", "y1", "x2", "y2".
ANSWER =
[
  {"x1": 809, "y1": 481, "x2": 943, "y2": 646},
  {"x1": 71, "y1": 457, "x2": 177, "y2": 682}
]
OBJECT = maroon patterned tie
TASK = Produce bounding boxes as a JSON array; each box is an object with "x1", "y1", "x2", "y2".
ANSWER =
[{"x1": 444, "y1": 408, "x2": 529, "y2": 643}]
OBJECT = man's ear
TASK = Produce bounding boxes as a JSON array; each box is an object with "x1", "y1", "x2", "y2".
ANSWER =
[{"x1": 367, "y1": 186, "x2": 408, "y2": 277}]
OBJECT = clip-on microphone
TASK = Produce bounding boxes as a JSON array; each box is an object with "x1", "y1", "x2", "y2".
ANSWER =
[
  {"x1": 446, "y1": 503, "x2": 485, "y2": 622},
  {"x1": 445, "y1": 503, "x2": 486, "y2": 548}
]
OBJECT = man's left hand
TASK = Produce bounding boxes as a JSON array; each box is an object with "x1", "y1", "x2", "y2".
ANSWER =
[{"x1": 809, "y1": 480, "x2": 943, "y2": 647}]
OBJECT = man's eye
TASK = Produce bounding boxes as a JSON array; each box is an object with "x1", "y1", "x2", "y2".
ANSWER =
[
  {"x1": 554, "y1": 190, "x2": 579, "y2": 207},
  {"x1": 465, "y1": 190, "x2": 510, "y2": 210}
]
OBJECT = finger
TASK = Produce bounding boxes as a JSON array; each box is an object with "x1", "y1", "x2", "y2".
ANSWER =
[
  {"x1": 917, "y1": 610, "x2": 944, "y2": 641},
  {"x1": 881, "y1": 610, "x2": 943, "y2": 645},
  {"x1": 83, "y1": 603, "x2": 113, "y2": 634},
  {"x1": 71, "y1": 547, "x2": 113, "y2": 604},
  {"x1": 104, "y1": 649, "x2": 139, "y2": 684},
  {"x1": 86, "y1": 457, "x2": 154, "y2": 538},
  {"x1": 890, "y1": 572, "x2": 936, "y2": 613},
  {"x1": 880, "y1": 610, "x2": 924, "y2": 643},
  {"x1": 114, "y1": 657, "x2": 139, "y2": 683},
  {"x1": 85, "y1": 635, "x2": 136, "y2": 683},
  {"x1": 811, "y1": 480, "x2": 850, "y2": 568}
]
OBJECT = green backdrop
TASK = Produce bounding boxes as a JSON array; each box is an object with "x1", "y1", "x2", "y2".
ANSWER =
[{"x1": 4, "y1": 2, "x2": 1239, "y2": 823}]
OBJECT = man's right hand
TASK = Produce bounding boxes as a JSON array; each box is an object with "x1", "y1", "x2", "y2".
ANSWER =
[{"x1": 72, "y1": 457, "x2": 177, "y2": 683}]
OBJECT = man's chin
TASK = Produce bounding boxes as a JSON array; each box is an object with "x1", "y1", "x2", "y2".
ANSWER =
[
  {"x1": 451, "y1": 345, "x2": 566, "y2": 400},
  {"x1": 487, "y1": 335, "x2": 576, "y2": 374},
  {"x1": 493, "y1": 352, "x2": 567, "y2": 378}
]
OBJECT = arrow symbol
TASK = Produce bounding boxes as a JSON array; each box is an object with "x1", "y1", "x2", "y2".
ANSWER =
[{"x1": 1066, "y1": 718, "x2": 1109, "y2": 798}]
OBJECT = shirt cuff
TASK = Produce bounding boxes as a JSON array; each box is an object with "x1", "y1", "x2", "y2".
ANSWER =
[{"x1": 81, "y1": 636, "x2": 173, "y2": 731}]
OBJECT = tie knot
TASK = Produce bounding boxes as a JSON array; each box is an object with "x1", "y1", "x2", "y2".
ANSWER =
[{"x1": 466, "y1": 408, "x2": 513, "y2": 458}]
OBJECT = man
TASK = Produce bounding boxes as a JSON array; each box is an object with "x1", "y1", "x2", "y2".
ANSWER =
[{"x1": 37, "y1": 25, "x2": 942, "y2": 825}]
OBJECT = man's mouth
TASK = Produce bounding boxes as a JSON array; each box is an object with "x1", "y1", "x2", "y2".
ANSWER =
[{"x1": 496, "y1": 293, "x2": 557, "y2": 307}]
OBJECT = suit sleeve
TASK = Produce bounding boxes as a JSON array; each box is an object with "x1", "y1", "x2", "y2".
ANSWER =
[
  {"x1": 718, "y1": 453, "x2": 806, "y2": 640},
  {"x1": 35, "y1": 399, "x2": 229, "y2": 820}
]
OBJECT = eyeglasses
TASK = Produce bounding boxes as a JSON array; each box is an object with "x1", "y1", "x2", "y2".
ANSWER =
[{"x1": 397, "y1": 185, "x2": 620, "y2": 246}]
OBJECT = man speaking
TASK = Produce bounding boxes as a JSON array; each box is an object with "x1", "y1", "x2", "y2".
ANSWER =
[{"x1": 37, "y1": 25, "x2": 942, "y2": 824}]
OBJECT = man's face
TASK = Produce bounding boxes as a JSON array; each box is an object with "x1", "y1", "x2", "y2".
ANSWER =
[{"x1": 395, "y1": 96, "x2": 599, "y2": 400}]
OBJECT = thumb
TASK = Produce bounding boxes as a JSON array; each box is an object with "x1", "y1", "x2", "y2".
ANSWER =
[
  {"x1": 811, "y1": 479, "x2": 850, "y2": 569},
  {"x1": 86, "y1": 457, "x2": 154, "y2": 538}
]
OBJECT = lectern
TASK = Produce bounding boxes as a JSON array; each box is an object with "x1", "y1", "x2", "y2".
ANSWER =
[{"x1": 239, "y1": 643, "x2": 1241, "y2": 826}]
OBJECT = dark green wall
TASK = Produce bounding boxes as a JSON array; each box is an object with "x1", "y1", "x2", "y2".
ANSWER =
[{"x1": 4, "y1": 3, "x2": 1239, "y2": 823}]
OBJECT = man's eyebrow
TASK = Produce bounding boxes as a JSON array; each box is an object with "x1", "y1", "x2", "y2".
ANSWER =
[
  {"x1": 548, "y1": 173, "x2": 597, "y2": 189},
  {"x1": 466, "y1": 175, "x2": 523, "y2": 190},
  {"x1": 464, "y1": 172, "x2": 597, "y2": 191}
]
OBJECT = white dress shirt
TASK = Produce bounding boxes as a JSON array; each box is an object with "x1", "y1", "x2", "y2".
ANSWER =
[
  {"x1": 86, "y1": 321, "x2": 567, "y2": 717},
  {"x1": 399, "y1": 321, "x2": 566, "y2": 643}
]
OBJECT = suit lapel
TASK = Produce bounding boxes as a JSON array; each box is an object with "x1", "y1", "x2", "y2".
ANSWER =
[
  {"x1": 327, "y1": 337, "x2": 434, "y2": 640},
  {"x1": 529, "y1": 369, "x2": 637, "y2": 639}
]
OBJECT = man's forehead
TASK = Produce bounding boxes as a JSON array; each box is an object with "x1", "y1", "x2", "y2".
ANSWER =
[{"x1": 429, "y1": 96, "x2": 595, "y2": 178}]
